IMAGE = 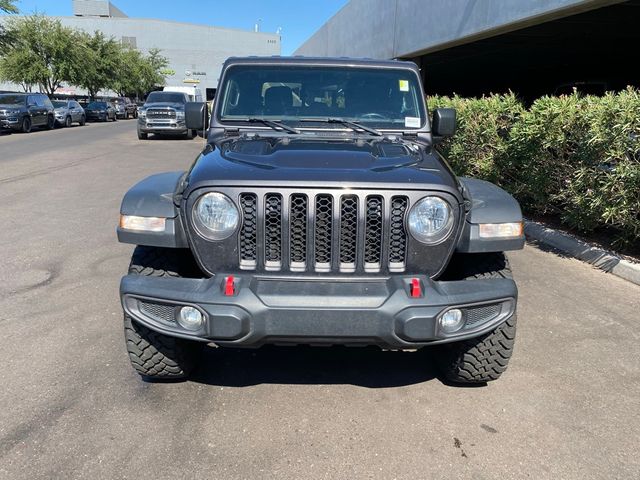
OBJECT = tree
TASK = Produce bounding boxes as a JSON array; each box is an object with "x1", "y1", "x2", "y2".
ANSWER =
[
  {"x1": 113, "y1": 46, "x2": 168, "y2": 97},
  {"x1": 73, "y1": 31, "x2": 122, "y2": 99},
  {"x1": 0, "y1": 0, "x2": 18, "y2": 13},
  {"x1": 0, "y1": 15, "x2": 82, "y2": 95}
]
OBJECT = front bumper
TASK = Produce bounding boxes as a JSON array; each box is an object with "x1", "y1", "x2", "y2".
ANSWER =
[
  {"x1": 120, "y1": 274, "x2": 517, "y2": 348},
  {"x1": 0, "y1": 116, "x2": 21, "y2": 129},
  {"x1": 138, "y1": 118, "x2": 187, "y2": 134}
]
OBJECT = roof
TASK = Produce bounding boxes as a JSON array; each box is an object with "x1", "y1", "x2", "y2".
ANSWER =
[{"x1": 223, "y1": 56, "x2": 420, "y2": 71}]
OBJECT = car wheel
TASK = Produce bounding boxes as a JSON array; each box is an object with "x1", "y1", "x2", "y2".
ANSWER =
[
  {"x1": 137, "y1": 127, "x2": 148, "y2": 140},
  {"x1": 45, "y1": 114, "x2": 55, "y2": 130},
  {"x1": 186, "y1": 129, "x2": 194, "y2": 139},
  {"x1": 434, "y1": 253, "x2": 516, "y2": 384},
  {"x1": 124, "y1": 246, "x2": 203, "y2": 380},
  {"x1": 134, "y1": 110, "x2": 138, "y2": 119},
  {"x1": 79, "y1": 115, "x2": 86, "y2": 126},
  {"x1": 21, "y1": 117, "x2": 32, "y2": 133},
  {"x1": 113, "y1": 114, "x2": 118, "y2": 122},
  {"x1": 65, "y1": 116, "x2": 72, "y2": 128}
]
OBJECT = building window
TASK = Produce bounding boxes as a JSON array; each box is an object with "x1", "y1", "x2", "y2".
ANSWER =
[{"x1": 121, "y1": 36, "x2": 137, "y2": 48}]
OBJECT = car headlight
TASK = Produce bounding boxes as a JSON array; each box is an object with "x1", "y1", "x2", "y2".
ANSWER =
[
  {"x1": 192, "y1": 192, "x2": 239, "y2": 240},
  {"x1": 408, "y1": 196, "x2": 454, "y2": 244},
  {"x1": 176, "y1": 111, "x2": 185, "y2": 119},
  {"x1": 139, "y1": 110, "x2": 146, "y2": 118}
]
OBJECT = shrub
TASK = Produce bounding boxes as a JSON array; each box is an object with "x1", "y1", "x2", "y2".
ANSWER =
[{"x1": 428, "y1": 89, "x2": 640, "y2": 248}]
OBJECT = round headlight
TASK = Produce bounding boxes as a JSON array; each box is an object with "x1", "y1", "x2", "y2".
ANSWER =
[
  {"x1": 408, "y1": 196, "x2": 454, "y2": 244},
  {"x1": 192, "y1": 192, "x2": 239, "y2": 240}
]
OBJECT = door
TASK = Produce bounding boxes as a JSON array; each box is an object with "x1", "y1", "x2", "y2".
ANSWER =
[
  {"x1": 27, "y1": 95, "x2": 43, "y2": 125},
  {"x1": 70, "y1": 102, "x2": 82, "y2": 122}
]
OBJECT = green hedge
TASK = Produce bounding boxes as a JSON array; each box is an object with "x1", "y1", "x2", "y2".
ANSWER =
[{"x1": 428, "y1": 89, "x2": 640, "y2": 248}]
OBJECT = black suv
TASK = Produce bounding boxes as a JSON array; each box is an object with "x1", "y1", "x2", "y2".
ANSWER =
[
  {"x1": 0, "y1": 93, "x2": 55, "y2": 133},
  {"x1": 137, "y1": 91, "x2": 193, "y2": 139},
  {"x1": 117, "y1": 57, "x2": 525, "y2": 384}
]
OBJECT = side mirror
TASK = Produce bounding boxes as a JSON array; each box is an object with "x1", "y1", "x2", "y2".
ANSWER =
[
  {"x1": 185, "y1": 102, "x2": 209, "y2": 132},
  {"x1": 432, "y1": 108, "x2": 457, "y2": 138}
]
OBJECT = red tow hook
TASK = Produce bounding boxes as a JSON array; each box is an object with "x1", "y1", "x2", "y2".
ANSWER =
[
  {"x1": 224, "y1": 275, "x2": 236, "y2": 296},
  {"x1": 410, "y1": 278, "x2": 422, "y2": 298}
]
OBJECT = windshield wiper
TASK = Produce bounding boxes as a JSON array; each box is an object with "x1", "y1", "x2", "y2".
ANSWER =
[
  {"x1": 300, "y1": 117, "x2": 383, "y2": 136},
  {"x1": 246, "y1": 117, "x2": 301, "y2": 134}
]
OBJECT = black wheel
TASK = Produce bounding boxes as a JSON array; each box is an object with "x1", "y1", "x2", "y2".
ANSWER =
[
  {"x1": 65, "y1": 116, "x2": 72, "y2": 128},
  {"x1": 113, "y1": 114, "x2": 118, "y2": 122},
  {"x1": 124, "y1": 246, "x2": 203, "y2": 380},
  {"x1": 20, "y1": 117, "x2": 32, "y2": 133},
  {"x1": 79, "y1": 115, "x2": 86, "y2": 126},
  {"x1": 137, "y1": 128, "x2": 148, "y2": 140},
  {"x1": 134, "y1": 110, "x2": 138, "y2": 119},
  {"x1": 45, "y1": 114, "x2": 55, "y2": 130},
  {"x1": 434, "y1": 253, "x2": 517, "y2": 384}
]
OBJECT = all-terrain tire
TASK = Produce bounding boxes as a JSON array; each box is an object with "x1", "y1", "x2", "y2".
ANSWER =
[
  {"x1": 137, "y1": 128, "x2": 148, "y2": 140},
  {"x1": 124, "y1": 246, "x2": 203, "y2": 380},
  {"x1": 435, "y1": 252, "x2": 517, "y2": 384}
]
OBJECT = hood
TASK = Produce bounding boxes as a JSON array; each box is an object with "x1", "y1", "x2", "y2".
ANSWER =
[
  {"x1": 54, "y1": 107, "x2": 68, "y2": 113},
  {"x1": 186, "y1": 135, "x2": 460, "y2": 195},
  {"x1": 143, "y1": 102, "x2": 184, "y2": 109}
]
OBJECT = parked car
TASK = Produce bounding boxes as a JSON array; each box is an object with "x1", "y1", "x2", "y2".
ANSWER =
[
  {"x1": 52, "y1": 99, "x2": 86, "y2": 127},
  {"x1": 85, "y1": 101, "x2": 117, "y2": 122},
  {"x1": 110, "y1": 97, "x2": 138, "y2": 119},
  {"x1": 0, "y1": 92, "x2": 55, "y2": 133},
  {"x1": 137, "y1": 91, "x2": 193, "y2": 139},
  {"x1": 117, "y1": 57, "x2": 525, "y2": 385}
]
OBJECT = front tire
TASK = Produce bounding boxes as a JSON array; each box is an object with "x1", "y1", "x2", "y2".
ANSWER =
[
  {"x1": 65, "y1": 116, "x2": 72, "y2": 128},
  {"x1": 124, "y1": 246, "x2": 204, "y2": 380},
  {"x1": 79, "y1": 115, "x2": 86, "y2": 126},
  {"x1": 45, "y1": 114, "x2": 55, "y2": 130},
  {"x1": 137, "y1": 127, "x2": 148, "y2": 140},
  {"x1": 21, "y1": 117, "x2": 32, "y2": 133},
  {"x1": 435, "y1": 253, "x2": 517, "y2": 384}
]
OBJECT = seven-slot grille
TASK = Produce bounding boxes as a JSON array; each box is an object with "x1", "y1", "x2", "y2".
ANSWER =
[
  {"x1": 238, "y1": 192, "x2": 409, "y2": 273},
  {"x1": 146, "y1": 108, "x2": 176, "y2": 119}
]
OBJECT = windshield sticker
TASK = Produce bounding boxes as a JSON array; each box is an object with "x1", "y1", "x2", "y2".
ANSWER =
[
  {"x1": 399, "y1": 80, "x2": 409, "y2": 92},
  {"x1": 405, "y1": 116, "x2": 421, "y2": 128}
]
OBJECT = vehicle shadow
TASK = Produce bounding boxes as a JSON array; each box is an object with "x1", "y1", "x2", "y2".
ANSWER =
[
  {"x1": 145, "y1": 134, "x2": 196, "y2": 141},
  {"x1": 188, "y1": 345, "x2": 441, "y2": 388}
]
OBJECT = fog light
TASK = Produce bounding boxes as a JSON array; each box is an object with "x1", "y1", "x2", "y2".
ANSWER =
[
  {"x1": 440, "y1": 309, "x2": 464, "y2": 333},
  {"x1": 178, "y1": 306, "x2": 204, "y2": 330}
]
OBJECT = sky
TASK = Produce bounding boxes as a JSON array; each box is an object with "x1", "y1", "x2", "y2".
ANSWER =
[{"x1": 4, "y1": 0, "x2": 348, "y2": 54}]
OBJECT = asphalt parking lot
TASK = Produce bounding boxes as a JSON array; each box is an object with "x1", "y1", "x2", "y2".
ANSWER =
[{"x1": 1, "y1": 121, "x2": 639, "y2": 480}]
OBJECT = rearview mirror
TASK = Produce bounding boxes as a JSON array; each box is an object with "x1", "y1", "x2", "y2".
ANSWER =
[
  {"x1": 432, "y1": 108, "x2": 457, "y2": 138},
  {"x1": 185, "y1": 102, "x2": 209, "y2": 132}
]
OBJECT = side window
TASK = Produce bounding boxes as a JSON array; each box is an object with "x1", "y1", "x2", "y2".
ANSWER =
[
  {"x1": 27, "y1": 95, "x2": 36, "y2": 106},
  {"x1": 35, "y1": 96, "x2": 45, "y2": 107}
]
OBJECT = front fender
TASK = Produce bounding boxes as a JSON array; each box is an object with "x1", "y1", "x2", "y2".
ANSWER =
[
  {"x1": 117, "y1": 171, "x2": 189, "y2": 248},
  {"x1": 456, "y1": 177, "x2": 525, "y2": 253}
]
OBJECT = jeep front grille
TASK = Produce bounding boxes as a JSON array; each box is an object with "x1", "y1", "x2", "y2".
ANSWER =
[{"x1": 238, "y1": 192, "x2": 409, "y2": 273}]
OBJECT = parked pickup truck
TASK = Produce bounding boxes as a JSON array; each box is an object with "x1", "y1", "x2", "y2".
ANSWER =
[
  {"x1": 137, "y1": 91, "x2": 194, "y2": 139},
  {"x1": 118, "y1": 57, "x2": 524, "y2": 384}
]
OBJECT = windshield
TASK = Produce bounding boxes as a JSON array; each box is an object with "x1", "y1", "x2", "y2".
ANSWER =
[
  {"x1": 217, "y1": 65, "x2": 426, "y2": 130},
  {"x1": 52, "y1": 101, "x2": 67, "y2": 108},
  {"x1": 87, "y1": 102, "x2": 106, "y2": 109},
  {"x1": 146, "y1": 92, "x2": 186, "y2": 104},
  {"x1": 0, "y1": 94, "x2": 26, "y2": 105}
]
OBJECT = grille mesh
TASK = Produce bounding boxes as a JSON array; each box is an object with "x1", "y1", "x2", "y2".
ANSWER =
[
  {"x1": 364, "y1": 196, "x2": 383, "y2": 266},
  {"x1": 464, "y1": 303, "x2": 502, "y2": 326},
  {"x1": 264, "y1": 194, "x2": 282, "y2": 264},
  {"x1": 235, "y1": 192, "x2": 409, "y2": 272},
  {"x1": 314, "y1": 194, "x2": 333, "y2": 267},
  {"x1": 339, "y1": 195, "x2": 358, "y2": 266},
  {"x1": 389, "y1": 197, "x2": 408, "y2": 265},
  {"x1": 289, "y1": 194, "x2": 308, "y2": 266},
  {"x1": 239, "y1": 194, "x2": 257, "y2": 263},
  {"x1": 139, "y1": 301, "x2": 175, "y2": 323}
]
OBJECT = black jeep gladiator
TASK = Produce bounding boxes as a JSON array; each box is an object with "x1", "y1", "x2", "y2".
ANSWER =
[{"x1": 117, "y1": 57, "x2": 524, "y2": 384}]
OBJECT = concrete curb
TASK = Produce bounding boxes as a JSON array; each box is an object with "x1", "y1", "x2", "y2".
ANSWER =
[{"x1": 524, "y1": 220, "x2": 640, "y2": 286}]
